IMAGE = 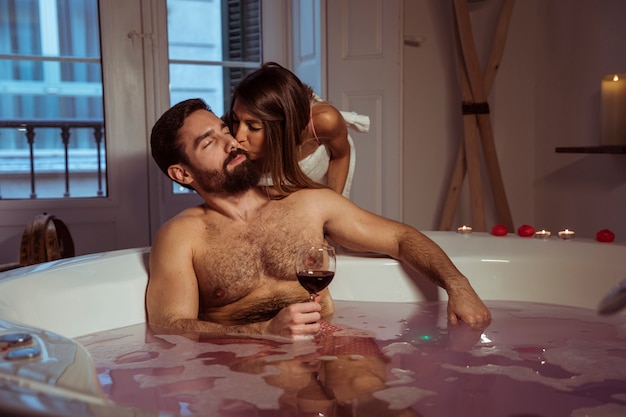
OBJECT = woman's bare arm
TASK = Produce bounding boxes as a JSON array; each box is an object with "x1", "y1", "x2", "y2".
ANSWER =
[{"x1": 311, "y1": 103, "x2": 351, "y2": 194}]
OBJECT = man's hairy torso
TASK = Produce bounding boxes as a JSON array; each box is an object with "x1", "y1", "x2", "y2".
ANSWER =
[{"x1": 179, "y1": 192, "x2": 333, "y2": 325}]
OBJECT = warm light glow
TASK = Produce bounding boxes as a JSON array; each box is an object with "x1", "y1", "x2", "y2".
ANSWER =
[
  {"x1": 534, "y1": 229, "x2": 551, "y2": 239},
  {"x1": 601, "y1": 73, "x2": 626, "y2": 145},
  {"x1": 457, "y1": 225, "x2": 472, "y2": 235}
]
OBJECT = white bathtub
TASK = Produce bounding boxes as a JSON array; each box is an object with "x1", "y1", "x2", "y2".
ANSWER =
[{"x1": 1, "y1": 231, "x2": 625, "y2": 417}]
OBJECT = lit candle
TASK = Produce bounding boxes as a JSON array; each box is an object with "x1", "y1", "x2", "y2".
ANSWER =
[
  {"x1": 601, "y1": 74, "x2": 626, "y2": 145},
  {"x1": 457, "y1": 225, "x2": 472, "y2": 235},
  {"x1": 558, "y1": 229, "x2": 575, "y2": 240},
  {"x1": 534, "y1": 229, "x2": 551, "y2": 239}
]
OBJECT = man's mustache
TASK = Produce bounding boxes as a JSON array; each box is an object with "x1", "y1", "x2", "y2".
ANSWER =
[{"x1": 223, "y1": 148, "x2": 250, "y2": 169}]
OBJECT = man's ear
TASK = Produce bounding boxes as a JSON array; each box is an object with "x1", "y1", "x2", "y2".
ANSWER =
[{"x1": 167, "y1": 164, "x2": 194, "y2": 186}]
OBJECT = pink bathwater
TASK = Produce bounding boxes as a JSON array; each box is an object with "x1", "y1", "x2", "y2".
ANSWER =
[{"x1": 76, "y1": 300, "x2": 626, "y2": 417}]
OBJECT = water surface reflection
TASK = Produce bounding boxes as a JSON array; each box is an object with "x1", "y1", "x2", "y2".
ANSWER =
[{"x1": 77, "y1": 301, "x2": 626, "y2": 417}]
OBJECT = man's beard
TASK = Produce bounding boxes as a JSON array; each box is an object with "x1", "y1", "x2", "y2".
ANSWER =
[{"x1": 191, "y1": 149, "x2": 261, "y2": 194}]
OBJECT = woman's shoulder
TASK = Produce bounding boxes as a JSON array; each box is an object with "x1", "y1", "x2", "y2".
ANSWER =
[{"x1": 311, "y1": 102, "x2": 347, "y2": 139}]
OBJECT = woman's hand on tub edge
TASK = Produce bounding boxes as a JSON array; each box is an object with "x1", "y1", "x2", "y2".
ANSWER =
[
  {"x1": 446, "y1": 282, "x2": 492, "y2": 328},
  {"x1": 265, "y1": 298, "x2": 323, "y2": 339}
]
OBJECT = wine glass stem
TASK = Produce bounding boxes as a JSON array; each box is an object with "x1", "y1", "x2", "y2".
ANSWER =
[{"x1": 309, "y1": 293, "x2": 316, "y2": 302}]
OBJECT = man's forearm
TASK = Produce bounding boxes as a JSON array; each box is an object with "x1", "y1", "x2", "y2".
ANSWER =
[
  {"x1": 396, "y1": 227, "x2": 467, "y2": 291},
  {"x1": 149, "y1": 317, "x2": 267, "y2": 336},
  {"x1": 396, "y1": 227, "x2": 491, "y2": 325}
]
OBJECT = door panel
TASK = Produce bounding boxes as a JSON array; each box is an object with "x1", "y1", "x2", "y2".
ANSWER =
[{"x1": 326, "y1": 0, "x2": 403, "y2": 221}]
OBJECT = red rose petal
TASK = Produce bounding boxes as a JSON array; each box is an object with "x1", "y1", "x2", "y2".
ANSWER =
[
  {"x1": 517, "y1": 224, "x2": 535, "y2": 237},
  {"x1": 491, "y1": 224, "x2": 508, "y2": 236},
  {"x1": 596, "y1": 229, "x2": 615, "y2": 243}
]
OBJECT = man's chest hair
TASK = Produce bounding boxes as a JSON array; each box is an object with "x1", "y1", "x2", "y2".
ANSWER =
[
  {"x1": 197, "y1": 219, "x2": 313, "y2": 283},
  {"x1": 197, "y1": 196, "x2": 325, "y2": 276}
]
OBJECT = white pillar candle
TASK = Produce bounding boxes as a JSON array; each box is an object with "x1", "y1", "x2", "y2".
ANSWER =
[{"x1": 601, "y1": 74, "x2": 626, "y2": 145}]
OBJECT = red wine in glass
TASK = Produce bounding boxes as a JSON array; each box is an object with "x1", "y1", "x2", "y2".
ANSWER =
[
  {"x1": 295, "y1": 245, "x2": 336, "y2": 301},
  {"x1": 297, "y1": 270, "x2": 335, "y2": 295}
]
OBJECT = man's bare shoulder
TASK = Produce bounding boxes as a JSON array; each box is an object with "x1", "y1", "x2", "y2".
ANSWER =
[
  {"x1": 286, "y1": 187, "x2": 338, "y2": 201},
  {"x1": 166, "y1": 204, "x2": 206, "y2": 223},
  {"x1": 154, "y1": 205, "x2": 208, "y2": 241},
  {"x1": 287, "y1": 187, "x2": 385, "y2": 228},
  {"x1": 284, "y1": 187, "x2": 353, "y2": 212}
]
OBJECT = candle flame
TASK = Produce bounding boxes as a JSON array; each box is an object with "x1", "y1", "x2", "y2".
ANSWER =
[{"x1": 613, "y1": 74, "x2": 619, "y2": 82}]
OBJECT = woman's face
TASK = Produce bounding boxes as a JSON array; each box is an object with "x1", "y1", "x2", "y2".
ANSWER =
[{"x1": 231, "y1": 100, "x2": 266, "y2": 161}]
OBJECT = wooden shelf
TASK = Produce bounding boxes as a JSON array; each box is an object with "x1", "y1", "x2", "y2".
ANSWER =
[{"x1": 555, "y1": 145, "x2": 626, "y2": 154}]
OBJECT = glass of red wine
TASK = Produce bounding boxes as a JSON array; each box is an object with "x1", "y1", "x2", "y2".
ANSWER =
[{"x1": 295, "y1": 244, "x2": 336, "y2": 301}]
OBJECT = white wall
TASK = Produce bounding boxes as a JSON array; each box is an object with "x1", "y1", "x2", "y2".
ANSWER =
[
  {"x1": 533, "y1": 0, "x2": 626, "y2": 240},
  {"x1": 401, "y1": 0, "x2": 626, "y2": 241}
]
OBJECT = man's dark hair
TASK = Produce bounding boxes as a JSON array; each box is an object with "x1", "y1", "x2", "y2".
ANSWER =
[{"x1": 150, "y1": 98, "x2": 212, "y2": 177}]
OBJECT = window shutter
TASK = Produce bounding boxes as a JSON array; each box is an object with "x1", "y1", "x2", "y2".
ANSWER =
[{"x1": 222, "y1": 0, "x2": 261, "y2": 105}]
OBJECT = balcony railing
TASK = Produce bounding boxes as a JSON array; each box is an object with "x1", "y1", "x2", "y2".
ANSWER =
[{"x1": 0, "y1": 119, "x2": 106, "y2": 199}]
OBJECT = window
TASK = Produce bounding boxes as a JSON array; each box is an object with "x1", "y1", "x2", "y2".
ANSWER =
[
  {"x1": 167, "y1": 0, "x2": 261, "y2": 115},
  {"x1": 0, "y1": 0, "x2": 105, "y2": 199},
  {"x1": 0, "y1": 0, "x2": 261, "y2": 199}
]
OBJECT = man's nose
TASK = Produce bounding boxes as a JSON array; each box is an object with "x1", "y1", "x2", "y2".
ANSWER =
[{"x1": 226, "y1": 134, "x2": 239, "y2": 151}]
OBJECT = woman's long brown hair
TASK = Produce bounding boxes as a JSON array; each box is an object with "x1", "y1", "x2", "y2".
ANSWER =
[{"x1": 229, "y1": 62, "x2": 325, "y2": 198}]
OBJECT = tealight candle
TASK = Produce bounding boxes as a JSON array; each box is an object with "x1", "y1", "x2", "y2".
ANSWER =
[
  {"x1": 457, "y1": 225, "x2": 472, "y2": 235},
  {"x1": 558, "y1": 229, "x2": 575, "y2": 240},
  {"x1": 534, "y1": 229, "x2": 551, "y2": 239}
]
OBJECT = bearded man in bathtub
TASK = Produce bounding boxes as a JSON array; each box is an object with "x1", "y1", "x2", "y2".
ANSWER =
[{"x1": 147, "y1": 98, "x2": 491, "y2": 339}]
